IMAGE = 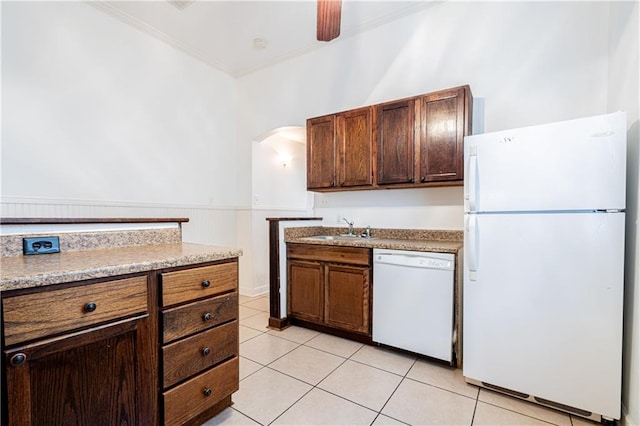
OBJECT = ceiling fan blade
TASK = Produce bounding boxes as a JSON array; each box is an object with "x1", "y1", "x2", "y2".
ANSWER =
[{"x1": 317, "y1": 0, "x2": 342, "y2": 42}]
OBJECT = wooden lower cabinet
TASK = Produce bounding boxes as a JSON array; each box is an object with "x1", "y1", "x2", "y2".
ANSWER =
[
  {"x1": 287, "y1": 244, "x2": 372, "y2": 336},
  {"x1": 324, "y1": 264, "x2": 370, "y2": 334},
  {"x1": 288, "y1": 260, "x2": 324, "y2": 322},
  {"x1": 2, "y1": 258, "x2": 240, "y2": 426},
  {"x1": 159, "y1": 259, "x2": 239, "y2": 426},
  {"x1": 163, "y1": 357, "x2": 239, "y2": 426},
  {"x1": 2, "y1": 275, "x2": 154, "y2": 426}
]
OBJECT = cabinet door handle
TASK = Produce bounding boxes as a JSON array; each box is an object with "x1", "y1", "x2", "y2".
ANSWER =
[
  {"x1": 10, "y1": 353, "x2": 26, "y2": 366},
  {"x1": 201, "y1": 347, "x2": 211, "y2": 356},
  {"x1": 408, "y1": 176, "x2": 414, "y2": 183},
  {"x1": 203, "y1": 387, "x2": 212, "y2": 397},
  {"x1": 420, "y1": 176, "x2": 426, "y2": 183},
  {"x1": 201, "y1": 280, "x2": 211, "y2": 288},
  {"x1": 84, "y1": 302, "x2": 97, "y2": 313},
  {"x1": 202, "y1": 312, "x2": 212, "y2": 322}
]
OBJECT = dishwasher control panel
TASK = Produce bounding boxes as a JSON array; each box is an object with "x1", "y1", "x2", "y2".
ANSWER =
[{"x1": 374, "y1": 251, "x2": 454, "y2": 270}]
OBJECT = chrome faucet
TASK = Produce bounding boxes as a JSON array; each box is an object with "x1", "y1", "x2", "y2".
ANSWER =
[
  {"x1": 343, "y1": 218, "x2": 354, "y2": 235},
  {"x1": 361, "y1": 225, "x2": 371, "y2": 239}
]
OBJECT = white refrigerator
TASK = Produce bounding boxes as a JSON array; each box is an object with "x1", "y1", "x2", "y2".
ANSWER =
[{"x1": 463, "y1": 112, "x2": 626, "y2": 422}]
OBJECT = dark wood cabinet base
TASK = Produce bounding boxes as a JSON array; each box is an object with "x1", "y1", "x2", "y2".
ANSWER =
[
  {"x1": 182, "y1": 395, "x2": 233, "y2": 426},
  {"x1": 268, "y1": 316, "x2": 290, "y2": 330},
  {"x1": 289, "y1": 318, "x2": 373, "y2": 345}
]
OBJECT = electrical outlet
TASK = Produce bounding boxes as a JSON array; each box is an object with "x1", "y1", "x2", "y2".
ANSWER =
[{"x1": 23, "y1": 236, "x2": 60, "y2": 255}]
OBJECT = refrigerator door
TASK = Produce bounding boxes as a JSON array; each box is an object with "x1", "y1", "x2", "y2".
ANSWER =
[
  {"x1": 464, "y1": 112, "x2": 626, "y2": 213},
  {"x1": 463, "y1": 212, "x2": 624, "y2": 419}
]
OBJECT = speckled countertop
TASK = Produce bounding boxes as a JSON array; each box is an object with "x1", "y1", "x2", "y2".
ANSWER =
[
  {"x1": 0, "y1": 243, "x2": 242, "y2": 292},
  {"x1": 291, "y1": 237, "x2": 462, "y2": 253},
  {"x1": 285, "y1": 227, "x2": 463, "y2": 254}
]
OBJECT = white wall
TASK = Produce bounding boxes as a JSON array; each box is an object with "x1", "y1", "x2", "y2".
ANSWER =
[
  {"x1": 1, "y1": 2, "x2": 239, "y2": 246},
  {"x1": 607, "y1": 2, "x2": 640, "y2": 425},
  {"x1": 239, "y1": 1, "x2": 610, "y2": 233},
  {"x1": 246, "y1": 138, "x2": 313, "y2": 295},
  {"x1": 239, "y1": 5, "x2": 640, "y2": 422}
]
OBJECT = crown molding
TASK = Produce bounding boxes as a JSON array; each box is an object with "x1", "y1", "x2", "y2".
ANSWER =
[
  {"x1": 87, "y1": 1, "x2": 434, "y2": 78},
  {"x1": 87, "y1": 1, "x2": 236, "y2": 77}
]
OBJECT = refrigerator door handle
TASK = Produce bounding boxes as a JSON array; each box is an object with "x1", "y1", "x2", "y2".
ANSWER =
[
  {"x1": 466, "y1": 150, "x2": 478, "y2": 211},
  {"x1": 466, "y1": 215, "x2": 479, "y2": 281}
]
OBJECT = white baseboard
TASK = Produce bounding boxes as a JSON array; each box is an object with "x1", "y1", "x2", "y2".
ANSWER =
[
  {"x1": 239, "y1": 285, "x2": 269, "y2": 298},
  {"x1": 622, "y1": 403, "x2": 639, "y2": 426}
]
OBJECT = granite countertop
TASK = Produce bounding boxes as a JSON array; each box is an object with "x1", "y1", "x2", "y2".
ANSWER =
[
  {"x1": 0, "y1": 243, "x2": 242, "y2": 292},
  {"x1": 285, "y1": 227, "x2": 463, "y2": 254},
  {"x1": 289, "y1": 236, "x2": 463, "y2": 253}
]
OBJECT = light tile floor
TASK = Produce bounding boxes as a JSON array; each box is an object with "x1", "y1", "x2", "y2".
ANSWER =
[{"x1": 202, "y1": 295, "x2": 601, "y2": 426}]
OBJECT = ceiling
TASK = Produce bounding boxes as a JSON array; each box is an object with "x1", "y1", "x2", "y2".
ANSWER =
[{"x1": 91, "y1": 1, "x2": 434, "y2": 78}]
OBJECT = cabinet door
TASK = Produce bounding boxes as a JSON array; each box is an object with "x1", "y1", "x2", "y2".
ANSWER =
[
  {"x1": 337, "y1": 107, "x2": 373, "y2": 187},
  {"x1": 375, "y1": 99, "x2": 416, "y2": 185},
  {"x1": 287, "y1": 260, "x2": 324, "y2": 323},
  {"x1": 324, "y1": 264, "x2": 371, "y2": 334},
  {"x1": 3, "y1": 315, "x2": 152, "y2": 426},
  {"x1": 418, "y1": 86, "x2": 468, "y2": 182},
  {"x1": 307, "y1": 114, "x2": 337, "y2": 190}
]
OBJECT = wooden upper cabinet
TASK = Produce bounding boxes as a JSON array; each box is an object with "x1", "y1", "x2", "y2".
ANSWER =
[
  {"x1": 307, "y1": 114, "x2": 337, "y2": 190},
  {"x1": 418, "y1": 86, "x2": 472, "y2": 183},
  {"x1": 375, "y1": 99, "x2": 416, "y2": 185},
  {"x1": 306, "y1": 85, "x2": 473, "y2": 191},
  {"x1": 337, "y1": 107, "x2": 374, "y2": 187}
]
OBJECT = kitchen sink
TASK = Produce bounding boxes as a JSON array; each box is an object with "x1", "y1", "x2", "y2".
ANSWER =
[{"x1": 304, "y1": 235, "x2": 376, "y2": 241}]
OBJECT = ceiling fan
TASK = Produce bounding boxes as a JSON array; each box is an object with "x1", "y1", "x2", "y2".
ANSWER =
[{"x1": 317, "y1": 0, "x2": 342, "y2": 42}]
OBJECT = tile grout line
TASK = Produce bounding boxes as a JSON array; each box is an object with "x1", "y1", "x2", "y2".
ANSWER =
[
  {"x1": 264, "y1": 340, "x2": 388, "y2": 424},
  {"x1": 402, "y1": 375, "x2": 479, "y2": 401},
  {"x1": 476, "y1": 400, "x2": 567, "y2": 426},
  {"x1": 470, "y1": 392, "x2": 480, "y2": 425},
  {"x1": 264, "y1": 345, "x2": 353, "y2": 425},
  {"x1": 372, "y1": 357, "x2": 419, "y2": 426},
  {"x1": 228, "y1": 406, "x2": 265, "y2": 426},
  {"x1": 238, "y1": 300, "x2": 570, "y2": 426}
]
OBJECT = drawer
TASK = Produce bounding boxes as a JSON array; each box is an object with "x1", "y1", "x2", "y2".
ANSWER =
[
  {"x1": 2, "y1": 275, "x2": 148, "y2": 346},
  {"x1": 162, "y1": 292, "x2": 237, "y2": 344},
  {"x1": 162, "y1": 261, "x2": 237, "y2": 307},
  {"x1": 163, "y1": 356, "x2": 239, "y2": 426},
  {"x1": 288, "y1": 243, "x2": 371, "y2": 266},
  {"x1": 163, "y1": 320, "x2": 237, "y2": 388}
]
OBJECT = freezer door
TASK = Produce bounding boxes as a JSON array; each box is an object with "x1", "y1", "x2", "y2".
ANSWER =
[
  {"x1": 463, "y1": 212, "x2": 624, "y2": 419},
  {"x1": 464, "y1": 112, "x2": 626, "y2": 213}
]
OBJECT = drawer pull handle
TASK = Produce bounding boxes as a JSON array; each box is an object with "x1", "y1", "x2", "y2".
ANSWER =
[
  {"x1": 84, "y1": 302, "x2": 97, "y2": 313},
  {"x1": 203, "y1": 387, "x2": 212, "y2": 397},
  {"x1": 201, "y1": 347, "x2": 211, "y2": 356},
  {"x1": 203, "y1": 312, "x2": 212, "y2": 322},
  {"x1": 10, "y1": 353, "x2": 26, "y2": 366},
  {"x1": 201, "y1": 280, "x2": 211, "y2": 288}
]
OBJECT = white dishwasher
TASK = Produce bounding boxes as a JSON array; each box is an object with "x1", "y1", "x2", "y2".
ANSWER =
[{"x1": 372, "y1": 249, "x2": 455, "y2": 364}]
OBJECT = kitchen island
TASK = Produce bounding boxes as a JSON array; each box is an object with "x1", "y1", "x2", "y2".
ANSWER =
[{"x1": 0, "y1": 218, "x2": 242, "y2": 426}]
